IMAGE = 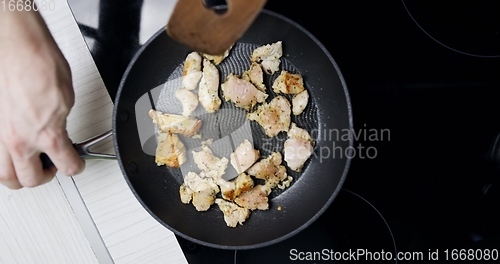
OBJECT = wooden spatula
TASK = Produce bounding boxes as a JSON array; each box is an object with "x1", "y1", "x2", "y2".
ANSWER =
[{"x1": 166, "y1": 0, "x2": 267, "y2": 56}]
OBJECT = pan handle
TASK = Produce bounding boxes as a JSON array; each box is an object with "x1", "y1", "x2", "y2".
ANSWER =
[{"x1": 41, "y1": 130, "x2": 116, "y2": 169}]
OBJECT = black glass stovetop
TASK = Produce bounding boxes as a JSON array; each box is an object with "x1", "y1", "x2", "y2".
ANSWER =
[{"x1": 73, "y1": 0, "x2": 500, "y2": 262}]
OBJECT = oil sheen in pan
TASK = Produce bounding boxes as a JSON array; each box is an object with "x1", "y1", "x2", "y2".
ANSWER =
[{"x1": 153, "y1": 42, "x2": 319, "y2": 197}]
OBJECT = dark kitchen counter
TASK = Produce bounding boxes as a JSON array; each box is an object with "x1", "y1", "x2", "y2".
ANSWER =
[{"x1": 71, "y1": 0, "x2": 500, "y2": 262}]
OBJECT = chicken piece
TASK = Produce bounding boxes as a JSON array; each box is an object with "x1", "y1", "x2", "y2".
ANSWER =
[
  {"x1": 149, "y1": 109, "x2": 202, "y2": 137},
  {"x1": 247, "y1": 152, "x2": 288, "y2": 188},
  {"x1": 192, "y1": 189, "x2": 217, "y2": 212},
  {"x1": 277, "y1": 176, "x2": 294, "y2": 190},
  {"x1": 230, "y1": 139, "x2": 260, "y2": 174},
  {"x1": 184, "y1": 172, "x2": 219, "y2": 193},
  {"x1": 201, "y1": 138, "x2": 214, "y2": 147},
  {"x1": 272, "y1": 70, "x2": 305, "y2": 95},
  {"x1": 247, "y1": 95, "x2": 291, "y2": 137},
  {"x1": 179, "y1": 183, "x2": 194, "y2": 204},
  {"x1": 251, "y1": 41, "x2": 282, "y2": 75},
  {"x1": 215, "y1": 198, "x2": 250, "y2": 228},
  {"x1": 175, "y1": 88, "x2": 199, "y2": 116},
  {"x1": 203, "y1": 45, "x2": 232, "y2": 65},
  {"x1": 242, "y1": 62, "x2": 266, "y2": 91},
  {"x1": 155, "y1": 131, "x2": 187, "y2": 168},
  {"x1": 182, "y1": 51, "x2": 203, "y2": 90},
  {"x1": 192, "y1": 145, "x2": 228, "y2": 180},
  {"x1": 284, "y1": 123, "x2": 314, "y2": 172},
  {"x1": 292, "y1": 89, "x2": 309, "y2": 115},
  {"x1": 221, "y1": 74, "x2": 268, "y2": 111},
  {"x1": 234, "y1": 184, "x2": 272, "y2": 211},
  {"x1": 217, "y1": 173, "x2": 254, "y2": 201},
  {"x1": 198, "y1": 58, "x2": 222, "y2": 113},
  {"x1": 184, "y1": 171, "x2": 220, "y2": 211}
]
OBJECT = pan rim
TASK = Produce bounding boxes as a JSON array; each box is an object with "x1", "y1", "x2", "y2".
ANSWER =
[{"x1": 113, "y1": 8, "x2": 354, "y2": 250}]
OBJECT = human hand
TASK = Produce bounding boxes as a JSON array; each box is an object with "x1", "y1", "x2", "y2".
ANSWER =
[{"x1": 0, "y1": 10, "x2": 85, "y2": 189}]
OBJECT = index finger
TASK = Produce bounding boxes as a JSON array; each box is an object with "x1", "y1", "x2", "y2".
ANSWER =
[{"x1": 41, "y1": 131, "x2": 85, "y2": 176}]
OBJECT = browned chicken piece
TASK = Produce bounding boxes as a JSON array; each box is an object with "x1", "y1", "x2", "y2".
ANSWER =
[
  {"x1": 192, "y1": 188, "x2": 218, "y2": 212},
  {"x1": 215, "y1": 198, "x2": 251, "y2": 228},
  {"x1": 217, "y1": 173, "x2": 254, "y2": 201},
  {"x1": 234, "y1": 184, "x2": 272, "y2": 211},
  {"x1": 155, "y1": 131, "x2": 187, "y2": 168},
  {"x1": 179, "y1": 183, "x2": 194, "y2": 204},
  {"x1": 247, "y1": 95, "x2": 291, "y2": 137},
  {"x1": 182, "y1": 51, "x2": 203, "y2": 91},
  {"x1": 183, "y1": 171, "x2": 220, "y2": 211},
  {"x1": 221, "y1": 73, "x2": 268, "y2": 111},
  {"x1": 149, "y1": 109, "x2": 202, "y2": 137},
  {"x1": 230, "y1": 139, "x2": 260, "y2": 174},
  {"x1": 272, "y1": 70, "x2": 305, "y2": 95},
  {"x1": 292, "y1": 89, "x2": 309, "y2": 115},
  {"x1": 247, "y1": 152, "x2": 288, "y2": 188},
  {"x1": 277, "y1": 176, "x2": 294, "y2": 190},
  {"x1": 251, "y1": 41, "x2": 282, "y2": 75},
  {"x1": 203, "y1": 45, "x2": 232, "y2": 65},
  {"x1": 242, "y1": 62, "x2": 266, "y2": 91},
  {"x1": 199, "y1": 58, "x2": 222, "y2": 113}
]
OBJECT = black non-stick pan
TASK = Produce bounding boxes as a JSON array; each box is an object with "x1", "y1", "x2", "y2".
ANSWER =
[{"x1": 113, "y1": 9, "x2": 353, "y2": 249}]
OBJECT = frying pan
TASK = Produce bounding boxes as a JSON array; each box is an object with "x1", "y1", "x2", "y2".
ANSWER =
[{"x1": 113, "y1": 8, "x2": 353, "y2": 249}]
